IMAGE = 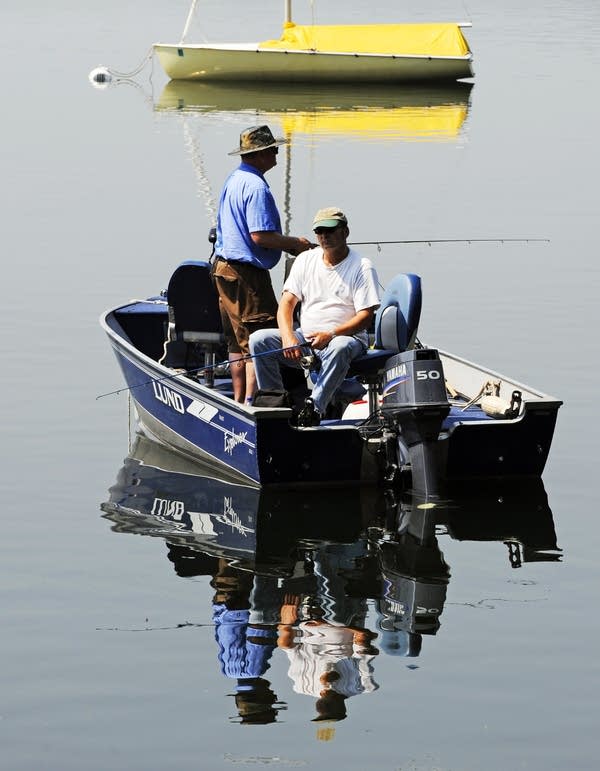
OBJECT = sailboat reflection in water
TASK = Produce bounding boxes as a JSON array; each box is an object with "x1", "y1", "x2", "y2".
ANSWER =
[
  {"x1": 102, "y1": 435, "x2": 561, "y2": 726},
  {"x1": 155, "y1": 80, "x2": 473, "y2": 143}
]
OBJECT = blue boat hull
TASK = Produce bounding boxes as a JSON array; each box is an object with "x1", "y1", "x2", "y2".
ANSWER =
[
  {"x1": 100, "y1": 298, "x2": 561, "y2": 488},
  {"x1": 104, "y1": 306, "x2": 376, "y2": 486}
]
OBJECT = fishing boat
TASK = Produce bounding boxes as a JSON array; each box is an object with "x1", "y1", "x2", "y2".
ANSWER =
[
  {"x1": 154, "y1": 1, "x2": 474, "y2": 84},
  {"x1": 100, "y1": 262, "x2": 561, "y2": 493}
]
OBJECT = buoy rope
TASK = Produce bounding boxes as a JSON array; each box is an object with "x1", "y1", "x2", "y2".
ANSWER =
[{"x1": 103, "y1": 46, "x2": 154, "y2": 80}]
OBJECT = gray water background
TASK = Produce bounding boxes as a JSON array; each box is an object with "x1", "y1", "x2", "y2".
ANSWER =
[{"x1": 1, "y1": 0, "x2": 599, "y2": 768}]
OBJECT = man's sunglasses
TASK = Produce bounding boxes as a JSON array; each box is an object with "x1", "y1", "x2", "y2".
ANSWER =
[{"x1": 314, "y1": 224, "x2": 342, "y2": 235}]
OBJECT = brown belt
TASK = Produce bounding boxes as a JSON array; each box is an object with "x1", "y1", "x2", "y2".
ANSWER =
[{"x1": 216, "y1": 256, "x2": 263, "y2": 269}]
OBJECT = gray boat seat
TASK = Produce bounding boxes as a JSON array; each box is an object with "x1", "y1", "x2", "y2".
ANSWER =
[
  {"x1": 160, "y1": 260, "x2": 225, "y2": 385},
  {"x1": 345, "y1": 272, "x2": 422, "y2": 412}
]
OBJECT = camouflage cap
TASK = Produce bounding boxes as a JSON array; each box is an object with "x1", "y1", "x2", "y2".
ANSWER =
[{"x1": 228, "y1": 124, "x2": 287, "y2": 156}]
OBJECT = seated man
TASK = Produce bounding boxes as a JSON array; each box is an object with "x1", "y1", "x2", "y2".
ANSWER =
[{"x1": 249, "y1": 207, "x2": 380, "y2": 426}]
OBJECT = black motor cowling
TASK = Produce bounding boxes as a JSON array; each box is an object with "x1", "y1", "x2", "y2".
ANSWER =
[{"x1": 381, "y1": 349, "x2": 450, "y2": 497}]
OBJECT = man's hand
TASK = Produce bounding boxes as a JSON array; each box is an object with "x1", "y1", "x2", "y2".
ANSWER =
[
  {"x1": 308, "y1": 331, "x2": 336, "y2": 350},
  {"x1": 282, "y1": 332, "x2": 303, "y2": 360},
  {"x1": 306, "y1": 308, "x2": 375, "y2": 350},
  {"x1": 295, "y1": 237, "x2": 316, "y2": 253}
]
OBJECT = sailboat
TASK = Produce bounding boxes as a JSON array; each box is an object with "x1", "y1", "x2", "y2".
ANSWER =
[{"x1": 154, "y1": 1, "x2": 474, "y2": 84}]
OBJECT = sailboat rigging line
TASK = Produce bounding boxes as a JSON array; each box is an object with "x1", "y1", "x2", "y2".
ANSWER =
[
  {"x1": 348, "y1": 238, "x2": 549, "y2": 246},
  {"x1": 96, "y1": 343, "x2": 307, "y2": 400}
]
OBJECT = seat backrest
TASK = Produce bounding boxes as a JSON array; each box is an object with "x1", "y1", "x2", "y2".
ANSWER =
[
  {"x1": 166, "y1": 260, "x2": 223, "y2": 343},
  {"x1": 374, "y1": 273, "x2": 422, "y2": 351}
]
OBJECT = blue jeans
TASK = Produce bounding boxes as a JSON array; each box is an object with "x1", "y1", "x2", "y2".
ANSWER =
[{"x1": 249, "y1": 328, "x2": 366, "y2": 415}]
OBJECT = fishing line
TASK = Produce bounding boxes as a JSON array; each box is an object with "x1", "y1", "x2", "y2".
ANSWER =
[
  {"x1": 96, "y1": 343, "x2": 308, "y2": 400},
  {"x1": 349, "y1": 238, "x2": 549, "y2": 248}
]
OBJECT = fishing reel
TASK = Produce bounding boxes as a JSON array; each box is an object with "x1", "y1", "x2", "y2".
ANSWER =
[{"x1": 299, "y1": 350, "x2": 321, "y2": 374}]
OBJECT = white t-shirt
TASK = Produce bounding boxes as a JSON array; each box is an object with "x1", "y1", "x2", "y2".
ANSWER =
[{"x1": 283, "y1": 247, "x2": 380, "y2": 346}]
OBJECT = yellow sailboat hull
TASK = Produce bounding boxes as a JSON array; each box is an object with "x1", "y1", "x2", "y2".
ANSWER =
[{"x1": 154, "y1": 23, "x2": 474, "y2": 83}]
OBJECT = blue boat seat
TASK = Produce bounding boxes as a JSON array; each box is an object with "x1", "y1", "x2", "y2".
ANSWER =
[
  {"x1": 346, "y1": 273, "x2": 422, "y2": 413},
  {"x1": 160, "y1": 260, "x2": 225, "y2": 385}
]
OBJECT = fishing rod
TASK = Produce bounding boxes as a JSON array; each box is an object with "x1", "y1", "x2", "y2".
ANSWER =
[
  {"x1": 348, "y1": 238, "x2": 549, "y2": 246},
  {"x1": 96, "y1": 343, "x2": 308, "y2": 400}
]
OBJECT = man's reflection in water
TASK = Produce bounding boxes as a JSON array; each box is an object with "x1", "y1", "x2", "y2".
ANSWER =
[
  {"x1": 174, "y1": 508, "x2": 449, "y2": 730},
  {"x1": 211, "y1": 559, "x2": 285, "y2": 724},
  {"x1": 278, "y1": 603, "x2": 379, "y2": 725},
  {"x1": 277, "y1": 540, "x2": 380, "y2": 732}
]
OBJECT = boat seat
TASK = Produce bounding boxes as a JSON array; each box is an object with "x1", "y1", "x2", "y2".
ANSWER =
[
  {"x1": 160, "y1": 260, "x2": 225, "y2": 385},
  {"x1": 346, "y1": 273, "x2": 422, "y2": 413}
]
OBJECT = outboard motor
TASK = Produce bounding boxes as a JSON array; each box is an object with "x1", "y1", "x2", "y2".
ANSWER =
[{"x1": 381, "y1": 348, "x2": 450, "y2": 497}]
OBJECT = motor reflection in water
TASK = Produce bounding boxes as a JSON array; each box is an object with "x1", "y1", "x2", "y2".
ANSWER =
[{"x1": 101, "y1": 434, "x2": 561, "y2": 728}]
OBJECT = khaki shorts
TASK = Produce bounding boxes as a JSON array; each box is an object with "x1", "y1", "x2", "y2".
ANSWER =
[
  {"x1": 219, "y1": 302, "x2": 242, "y2": 354},
  {"x1": 213, "y1": 258, "x2": 278, "y2": 356}
]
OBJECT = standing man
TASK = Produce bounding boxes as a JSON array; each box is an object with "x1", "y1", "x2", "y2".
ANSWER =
[
  {"x1": 249, "y1": 208, "x2": 381, "y2": 427},
  {"x1": 213, "y1": 125, "x2": 313, "y2": 403}
]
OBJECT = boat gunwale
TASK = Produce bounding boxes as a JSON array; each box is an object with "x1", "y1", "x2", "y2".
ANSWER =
[{"x1": 153, "y1": 42, "x2": 473, "y2": 62}]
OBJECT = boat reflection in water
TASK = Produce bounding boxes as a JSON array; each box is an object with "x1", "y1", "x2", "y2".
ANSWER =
[
  {"x1": 101, "y1": 435, "x2": 560, "y2": 727},
  {"x1": 155, "y1": 80, "x2": 473, "y2": 142}
]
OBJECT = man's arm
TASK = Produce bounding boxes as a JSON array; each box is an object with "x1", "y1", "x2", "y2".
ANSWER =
[
  {"x1": 251, "y1": 231, "x2": 313, "y2": 255},
  {"x1": 277, "y1": 291, "x2": 304, "y2": 360},
  {"x1": 309, "y1": 306, "x2": 377, "y2": 350}
]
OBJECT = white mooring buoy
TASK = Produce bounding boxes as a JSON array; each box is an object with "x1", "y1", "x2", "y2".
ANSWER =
[{"x1": 88, "y1": 67, "x2": 113, "y2": 88}]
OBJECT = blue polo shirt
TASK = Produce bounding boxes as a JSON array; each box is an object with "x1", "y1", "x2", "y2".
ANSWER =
[{"x1": 215, "y1": 163, "x2": 282, "y2": 269}]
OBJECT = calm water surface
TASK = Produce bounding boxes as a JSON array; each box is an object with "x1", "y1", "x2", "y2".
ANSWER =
[{"x1": 1, "y1": 1, "x2": 599, "y2": 769}]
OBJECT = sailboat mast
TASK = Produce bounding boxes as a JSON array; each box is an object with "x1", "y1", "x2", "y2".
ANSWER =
[
  {"x1": 181, "y1": 0, "x2": 199, "y2": 43},
  {"x1": 285, "y1": 0, "x2": 293, "y2": 24}
]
